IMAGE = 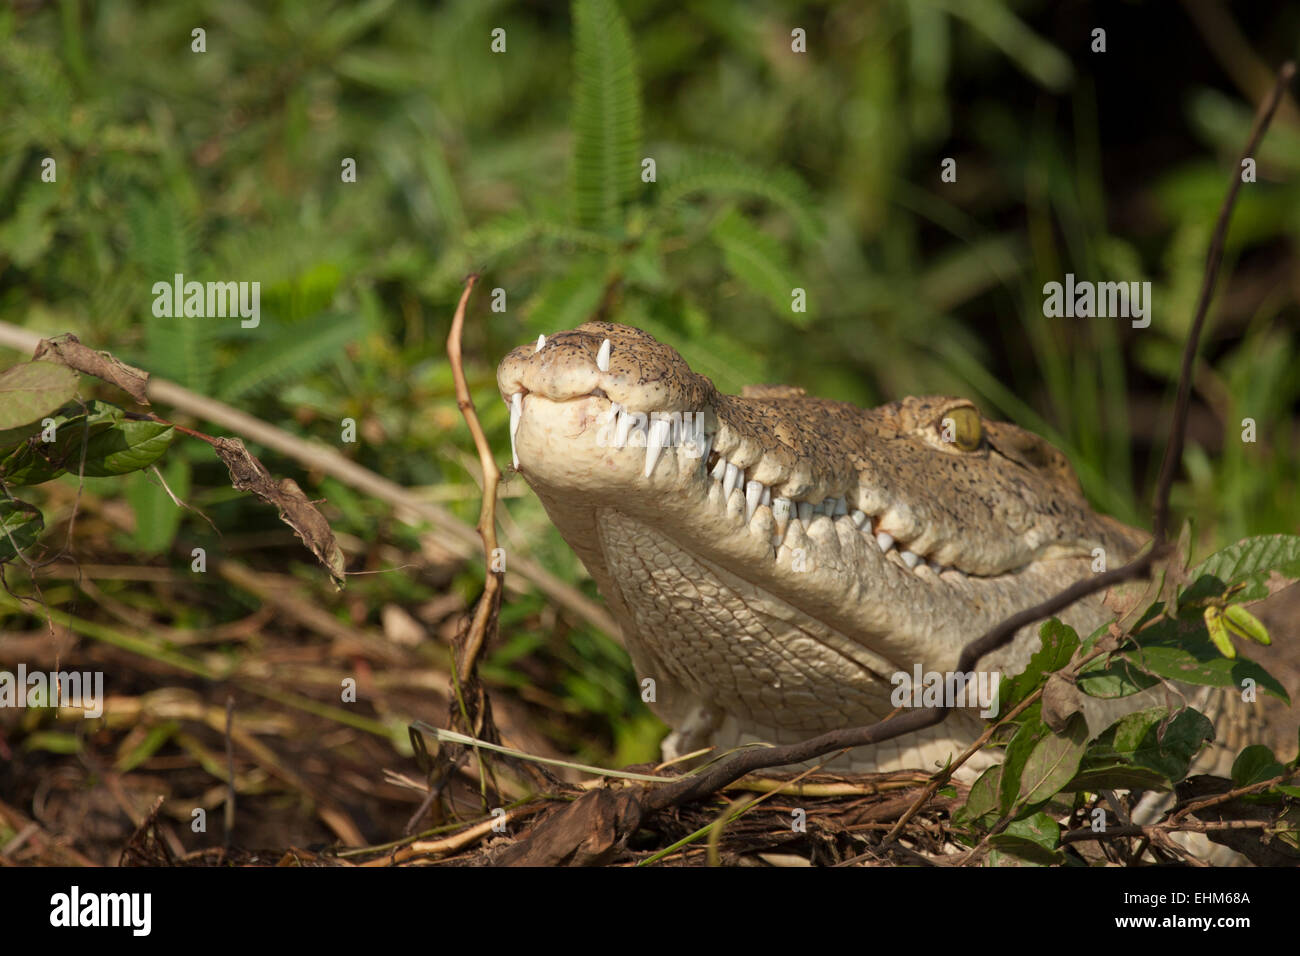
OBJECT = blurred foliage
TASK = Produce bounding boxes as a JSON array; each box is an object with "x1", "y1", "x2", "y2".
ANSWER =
[{"x1": 1, "y1": 0, "x2": 1298, "y2": 765}]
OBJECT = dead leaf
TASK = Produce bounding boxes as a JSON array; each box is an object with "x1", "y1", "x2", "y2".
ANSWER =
[
  {"x1": 34, "y1": 333, "x2": 151, "y2": 406},
  {"x1": 210, "y1": 436, "x2": 346, "y2": 588},
  {"x1": 1041, "y1": 671, "x2": 1085, "y2": 733}
]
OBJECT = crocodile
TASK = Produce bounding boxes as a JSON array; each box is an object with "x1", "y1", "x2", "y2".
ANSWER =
[{"x1": 495, "y1": 321, "x2": 1247, "y2": 775}]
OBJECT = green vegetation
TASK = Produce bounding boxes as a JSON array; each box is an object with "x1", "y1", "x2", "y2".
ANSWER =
[{"x1": 1, "y1": 0, "x2": 1297, "y2": 855}]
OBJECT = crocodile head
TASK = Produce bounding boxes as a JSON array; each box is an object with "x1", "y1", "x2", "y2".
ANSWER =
[{"x1": 498, "y1": 321, "x2": 1148, "y2": 768}]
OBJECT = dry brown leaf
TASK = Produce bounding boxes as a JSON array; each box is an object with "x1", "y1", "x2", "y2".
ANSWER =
[
  {"x1": 210, "y1": 436, "x2": 346, "y2": 588},
  {"x1": 34, "y1": 332, "x2": 151, "y2": 405}
]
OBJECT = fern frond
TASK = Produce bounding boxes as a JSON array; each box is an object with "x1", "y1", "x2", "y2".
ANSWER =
[
  {"x1": 655, "y1": 145, "x2": 823, "y2": 243},
  {"x1": 570, "y1": 0, "x2": 642, "y2": 233},
  {"x1": 710, "y1": 209, "x2": 806, "y2": 326},
  {"x1": 215, "y1": 311, "x2": 361, "y2": 401},
  {"x1": 525, "y1": 268, "x2": 608, "y2": 333}
]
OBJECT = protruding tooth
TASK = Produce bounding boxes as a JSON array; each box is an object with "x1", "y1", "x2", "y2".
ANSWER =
[
  {"x1": 745, "y1": 480, "x2": 763, "y2": 522},
  {"x1": 711, "y1": 456, "x2": 727, "y2": 481},
  {"x1": 614, "y1": 407, "x2": 635, "y2": 447},
  {"x1": 876, "y1": 531, "x2": 895, "y2": 553},
  {"x1": 596, "y1": 338, "x2": 611, "y2": 372},
  {"x1": 772, "y1": 497, "x2": 792, "y2": 538},
  {"x1": 928, "y1": 560, "x2": 944, "y2": 574},
  {"x1": 900, "y1": 549, "x2": 921, "y2": 569},
  {"x1": 724, "y1": 462, "x2": 741, "y2": 498},
  {"x1": 535, "y1": 334, "x2": 546, "y2": 352},
  {"x1": 823, "y1": 497, "x2": 838, "y2": 515},
  {"x1": 761, "y1": 487, "x2": 771, "y2": 506},
  {"x1": 644, "y1": 418, "x2": 670, "y2": 476},
  {"x1": 797, "y1": 501, "x2": 813, "y2": 524},
  {"x1": 689, "y1": 432, "x2": 712, "y2": 464},
  {"x1": 509, "y1": 392, "x2": 523, "y2": 469},
  {"x1": 833, "y1": 497, "x2": 848, "y2": 516},
  {"x1": 850, "y1": 509, "x2": 868, "y2": 529}
]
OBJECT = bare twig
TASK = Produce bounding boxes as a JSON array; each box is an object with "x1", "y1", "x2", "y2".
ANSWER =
[
  {"x1": 446, "y1": 275, "x2": 499, "y2": 685},
  {"x1": 1152, "y1": 60, "x2": 1295, "y2": 542}
]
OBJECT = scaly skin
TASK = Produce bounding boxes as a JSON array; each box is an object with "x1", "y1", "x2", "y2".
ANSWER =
[{"x1": 498, "y1": 321, "x2": 1154, "y2": 771}]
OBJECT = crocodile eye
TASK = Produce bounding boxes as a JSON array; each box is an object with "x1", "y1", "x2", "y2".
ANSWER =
[{"x1": 939, "y1": 406, "x2": 982, "y2": 452}]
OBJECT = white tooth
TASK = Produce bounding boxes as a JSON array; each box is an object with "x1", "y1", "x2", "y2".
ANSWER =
[
  {"x1": 745, "y1": 480, "x2": 762, "y2": 522},
  {"x1": 644, "y1": 418, "x2": 670, "y2": 476},
  {"x1": 823, "y1": 497, "x2": 837, "y2": 515},
  {"x1": 535, "y1": 334, "x2": 546, "y2": 352},
  {"x1": 509, "y1": 392, "x2": 523, "y2": 469},
  {"x1": 724, "y1": 462, "x2": 740, "y2": 498},
  {"x1": 900, "y1": 550, "x2": 921, "y2": 569},
  {"x1": 615, "y1": 407, "x2": 635, "y2": 447},
  {"x1": 772, "y1": 497, "x2": 792, "y2": 537},
  {"x1": 761, "y1": 487, "x2": 771, "y2": 506},
  {"x1": 797, "y1": 501, "x2": 813, "y2": 524},
  {"x1": 833, "y1": 497, "x2": 848, "y2": 516},
  {"x1": 710, "y1": 457, "x2": 727, "y2": 481},
  {"x1": 596, "y1": 338, "x2": 611, "y2": 372},
  {"x1": 876, "y1": 531, "x2": 895, "y2": 553},
  {"x1": 850, "y1": 509, "x2": 867, "y2": 529}
]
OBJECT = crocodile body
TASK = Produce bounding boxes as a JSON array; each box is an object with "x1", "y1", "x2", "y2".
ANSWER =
[{"x1": 495, "y1": 322, "x2": 1207, "y2": 772}]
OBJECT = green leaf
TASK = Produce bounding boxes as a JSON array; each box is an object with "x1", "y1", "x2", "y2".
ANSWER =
[
  {"x1": 0, "y1": 401, "x2": 174, "y2": 484},
  {"x1": 1186, "y1": 535, "x2": 1300, "y2": 601},
  {"x1": 1066, "y1": 707, "x2": 1214, "y2": 792},
  {"x1": 215, "y1": 312, "x2": 361, "y2": 401},
  {"x1": 1076, "y1": 657, "x2": 1160, "y2": 699},
  {"x1": 935, "y1": 0, "x2": 1072, "y2": 92},
  {"x1": 710, "y1": 209, "x2": 805, "y2": 325},
  {"x1": 655, "y1": 145, "x2": 823, "y2": 242},
  {"x1": 0, "y1": 497, "x2": 43, "y2": 562},
  {"x1": 524, "y1": 269, "x2": 608, "y2": 334},
  {"x1": 22, "y1": 731, "x2": 80, "y2": 754},
  {"x1": 954, "y1": 764, "x2": 1002, "y2": 827},
  {"x1": 1016, "y1": 713, "x2": 1089, "y2": 809},
  {"x1": 0, "y1": 401, "x2": 116, "y2": 486},
  {"x1": 126, "y1": 457, "x2": 190, "y2": 554},
  {"x1": 989, "y1": 812, "x2": 1063, "y2": 865},
  {"x1": 80, "y1": 419, "x2": 174, "y2": 476},
  {"x1": 114, "y1": 720, "x2": 181, "y2": 773},
  {"x1": 999, "y1": 618, "x2": 1079, "y2": 711},
  {"x1": 0, "y1": 360, "x2": 80, "y2": 429},
  {"x1": 1125, "y1": 614, "x2": 1289, "y2": 702},
  {"x1": 1231, "y1": 745, "x2": 1284, "y2": 788},
  {"x1": 998, "y1": 708, "x2": 1046, "y2": 815},
  {"x1": 571, "y1": 0, "x2": 642, "y2": 232}
]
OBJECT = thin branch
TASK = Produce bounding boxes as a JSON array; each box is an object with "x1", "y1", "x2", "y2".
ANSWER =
[
  {"x1": 1152, "y1": 60, "x2": 1295, "y2": 542},
  {"x1": 445, "y1": 275, "x2": 499, "y2": 684}
]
